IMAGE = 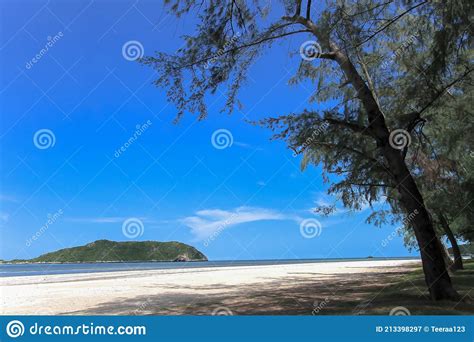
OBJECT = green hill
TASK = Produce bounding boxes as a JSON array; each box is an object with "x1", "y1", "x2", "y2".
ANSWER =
[{"x1": 21, "y1": 240, "x2": 207, "y2": 263}]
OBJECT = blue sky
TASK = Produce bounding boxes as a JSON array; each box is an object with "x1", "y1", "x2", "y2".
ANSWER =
[{"x1": 0, "y1": 0, "x2": 414, "y2": 261}]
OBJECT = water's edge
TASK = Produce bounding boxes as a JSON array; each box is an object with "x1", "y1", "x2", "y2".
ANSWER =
[{"x1": 0, "y1": 257, "x2": 418, "y2": 277}]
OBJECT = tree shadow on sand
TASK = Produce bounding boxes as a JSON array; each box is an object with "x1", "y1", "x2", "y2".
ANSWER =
[{"x1": 65, "y1": 264, "x2": 474, "y2": 315}]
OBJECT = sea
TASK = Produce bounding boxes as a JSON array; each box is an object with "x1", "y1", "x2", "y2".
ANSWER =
[{"x1": 0, "y1": 257, "x2": 417, "y2": 277}]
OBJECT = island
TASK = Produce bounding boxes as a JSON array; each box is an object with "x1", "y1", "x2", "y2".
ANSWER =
[{"x1": 5, "y1": 240, "x2": 208, "y2": 263}]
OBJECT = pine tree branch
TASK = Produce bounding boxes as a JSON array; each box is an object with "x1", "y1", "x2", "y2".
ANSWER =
[
  {"x1": 177, "y1": 28, "x2": 312, "y2": 69},
  {"x1": 351, "y1": 1, "x2": 428, "y2": 50},
  {"x1": 295, "y1": 0, "x2": 302, "y2": 17},
  {"x1": 406, "y1": 67, "x2": 474, "y2": 131},
  {"x1": 306, "y1": 0, "x2": 312, "y2": 20},
  {"x1": 417, "y1": 68, "x2": 474, "y2": 117},
  {"x1": 321, "y1": 117, "x2": 373, "y2": 136}
]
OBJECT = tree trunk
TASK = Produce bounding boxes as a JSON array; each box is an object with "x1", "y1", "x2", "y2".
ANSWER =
[
  {"x1": 438, "y1": 212, "x2": 464, "y2": 271},
  {"x1": 384, "y1": 160, "x2": 459, "y2": 300},
  {"x1": 440, "y1": 239, "x2": 454, "y2": 270},
  {"x1": 327, "y1": 41, "x2": 460, "y2": 300}
]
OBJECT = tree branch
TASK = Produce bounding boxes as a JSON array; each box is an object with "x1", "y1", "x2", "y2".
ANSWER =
[
  {"x1": 303, "y1": 141, "x2": 387, "y2": 170},
  {"x1": 232, "y1": 0, "x2": 246, "y2": 29},
  {"x1": 295, "y1": 0, "x2": 302, "y2": 17},
  {"x1": 405, "y1": 67, "x2": 473, "y2": 131},
  {"x1": 351, "y1": 1, "x2": 428, "y2": 51},
  {"x1": 322, "y1": 117, "x2": 373, "y2": 136},
  {"x1": 356, "y1": 50, "x2": 382, "y2": 108},
  {"x1": 306, "y1": 0, "x2": 312, "y2": 20},
  {"x1": 349, "y1": 182, "x2": 392, "y2": 188},
  {"x1": 417, "y1": 68, "x2": 474, "y2": 117},
  {"x1": 178, "y1": 28, "x2": 311, "y2": 69}
]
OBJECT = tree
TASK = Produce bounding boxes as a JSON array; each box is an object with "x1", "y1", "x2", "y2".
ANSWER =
[
  {"x1": 399, "y1": 80, "x2": 474, "y2": 270},
  {"x1": 143, "y1": 0, "x2": 472, "y2": 300}
]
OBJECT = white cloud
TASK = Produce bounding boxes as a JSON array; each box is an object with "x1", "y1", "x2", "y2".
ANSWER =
[{"x1": 180, "y1": 206, "x2": 298, "y2": 240}]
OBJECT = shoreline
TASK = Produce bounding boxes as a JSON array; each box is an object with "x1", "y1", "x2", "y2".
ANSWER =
[
  {"x1": 0, "y1": 255, "x2": 418, "y2": 265},
  {"x1": 0, "y1": 257, "x2": 420, "y2": 278},
  {"x1": 0, "y1": 259, "x2": 421, "y2": 315}
]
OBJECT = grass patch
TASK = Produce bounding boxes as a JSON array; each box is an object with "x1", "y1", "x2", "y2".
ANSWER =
[{"x1": 354, "y1": 261, "x2": 474, "y2": 315}]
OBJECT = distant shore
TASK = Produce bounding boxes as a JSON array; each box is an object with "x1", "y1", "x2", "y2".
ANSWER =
[
  {"x1": 1, "y1": 258, "x2": 421, "y2": 315},
  {"x1": 0, "y1": 259, "x2": 208, "y2": 265}
]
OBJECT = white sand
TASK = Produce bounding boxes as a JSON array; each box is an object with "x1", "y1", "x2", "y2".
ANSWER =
[{"x1": 0, "y1": 259, "x2": 419, "y2": 315}]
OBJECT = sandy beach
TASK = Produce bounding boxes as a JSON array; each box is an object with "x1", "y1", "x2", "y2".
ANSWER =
[{"x1": 0, "y1": 259, "x2": 420, "y2": 315}]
